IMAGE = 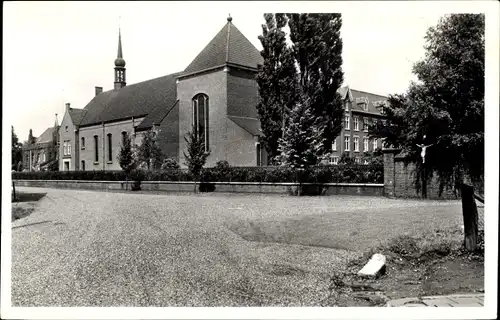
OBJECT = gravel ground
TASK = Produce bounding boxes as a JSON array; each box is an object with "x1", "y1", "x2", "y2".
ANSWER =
[{"x1": 11, "y1": 187, "x2": 463, "y2": 306}]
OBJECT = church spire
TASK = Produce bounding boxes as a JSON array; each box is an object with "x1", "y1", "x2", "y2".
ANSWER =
[
  {"x1": 117, "y1": 27, "x2": 123, "y2": 60},
  {"x1": 114, "y1": 22, "x2": 126, "y2": 90}
]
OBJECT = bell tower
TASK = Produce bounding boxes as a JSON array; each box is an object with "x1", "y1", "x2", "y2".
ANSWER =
[{"x1": 114, "y1": 27, "x2": 126, "y2": 90}]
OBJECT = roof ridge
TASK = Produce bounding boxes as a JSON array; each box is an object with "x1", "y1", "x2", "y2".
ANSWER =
[
  {"x1": 351, "y1": 88, "x2": 388, "y2": 98},
  {"x1": 225, "y1": 21, "x2": 231, "y2": 63},
  {"x1": 154, "y1": 99, "x2": 179, "y2": 125},
  {"x1": 98, "y1": 71, "x2": 183, "y2": 95},
  {"x1": 228, "y1": 115, "x2": 259, "y2": 120}
]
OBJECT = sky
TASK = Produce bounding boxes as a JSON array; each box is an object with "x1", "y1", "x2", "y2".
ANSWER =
[{"x1": 2, "y1": 1, "x2": 473, "y2": 142}]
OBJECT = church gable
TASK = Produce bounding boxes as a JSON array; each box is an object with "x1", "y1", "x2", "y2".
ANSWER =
[{"x1": 183, "y1": 17, "x2": 263, "y2": 76}]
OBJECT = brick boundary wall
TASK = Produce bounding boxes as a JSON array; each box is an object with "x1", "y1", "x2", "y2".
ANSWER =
[
  {"x1": 383, "y1": 149, "x2": 459, "y2": 200},
  {"x1": 13, "y1": 180, "x2": 384, "y2": 196}
]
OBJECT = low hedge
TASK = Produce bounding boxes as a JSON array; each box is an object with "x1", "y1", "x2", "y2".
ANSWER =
[{"x1": 12, "y1": 164, "x2": 383, "y2": 184}]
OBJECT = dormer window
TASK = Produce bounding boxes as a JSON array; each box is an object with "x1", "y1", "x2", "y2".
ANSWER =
[
  {"x1": 355, "y1": 97, "x2": 369, "y2": 111},
  {"x1": 373, "y1": 100, "x2": 387, "y2": 114}
]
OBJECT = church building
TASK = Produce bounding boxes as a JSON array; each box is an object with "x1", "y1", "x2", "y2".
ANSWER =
[{"x1": 58, "y1": 16, "x2": 387, "y2": 171}]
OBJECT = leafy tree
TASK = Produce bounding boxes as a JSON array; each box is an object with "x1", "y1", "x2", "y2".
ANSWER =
[
  {"x1": 256, "y1": 13, "x2": 298, "y2": 163},
  {"x1": 183, "y1": 126, "x2": 210, "y2": 192},
  {"x1": 362, "y1": 149, "x2": 384, "y2": 166},
  {"x1": 287, "y1": 13, "x2": 345, "y2": 155},
  {"x1": 137, "y1": 129, "x2": 164, "y2": 171},
  {"x1": 257, "y1": 13, "x2": 345, "y2": 163},
  {"x1": 276, "y1": 96, "x2": 326, "y2": 168},
  {"x1": 370, "y1": 14, "x2": 484, "y2": 251},
  {"x1": 48, "y1": 159, "x2": 58, "y2": 172},
  {"x1": 12, "y1": 126, "x2": 23, "y2": 170},
  {"x1": 117, "y1": 133, "x2": 136, "y2": 190},
  {"x1": 161, "y1": 158, "x2": 180, "y2": 170}
]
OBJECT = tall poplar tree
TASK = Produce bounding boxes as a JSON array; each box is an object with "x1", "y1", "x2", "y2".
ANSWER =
[
  {"x1": 256, "y1": 13, "x2": 298, "y2": 164},
  {"x1": 286, "y1": 13, "x2": 345, "y2": 155}
]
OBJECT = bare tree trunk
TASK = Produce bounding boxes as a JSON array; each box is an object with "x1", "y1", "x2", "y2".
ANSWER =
[{"x1": 461, "y1": 183, "x2": 478, "y2": 252}]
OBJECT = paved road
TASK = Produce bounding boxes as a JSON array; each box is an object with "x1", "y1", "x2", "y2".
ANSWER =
[{"x1": 11, "y1": 187, "x2": 463, "y2": 307}]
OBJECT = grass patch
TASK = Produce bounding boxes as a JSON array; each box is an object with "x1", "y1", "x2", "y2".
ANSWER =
[
  {"x1": 325, "y1": 227, "x2": 484, "y2": 306},
  {"x1": 11, "y1": 192, "x2": 46, "y2": 221},
  {"x1": 12, "y1": 192, "x2": 47, "y2": 203},
  {"x1": 12, "y1": 204, "x2": 35, "y2": 221}
]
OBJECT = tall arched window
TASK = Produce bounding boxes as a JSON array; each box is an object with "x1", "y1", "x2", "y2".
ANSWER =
[
  {"x1": 192, "y1": 94, "x2": 209, "y2": 151},
  {"x1": 107, "y1": 133, "x2": 113, "y2": 162},
  {"x1": 121, "y1": 131, "x2": 128, "y2": 146},
  {"x1": 94, "y1": 135, "x2": 99, "y2": 162}
]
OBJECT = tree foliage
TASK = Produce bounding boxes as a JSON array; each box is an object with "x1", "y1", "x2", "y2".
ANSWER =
[
  {"x1": 338, "y1": 151, "x2": 355, "y2": 165},
  {"x1": 137, "y1": 130, "x2": 164, "y2": 171},
  {"x1": 117, "y1": 133, "x2": 136, "y2": 174},
  {"x1": 276, "y1": 96, "x2": 326, "y2": 168},
  {"x1": 161, "y1": 158, "x2": 180, "y2": 170},
  {"x1": 12, "y1": 126, "x2": 23, "y2": 169},
  {"x1": 183, "y1": 126, "x2": 210, "y2": 180},
  {"x1": 256, "y1": 13, "x2": 298, "y2": 163},
  {"x1": 257, "y1": 13, "x2": 345, "y2": 164},
  {"x1": 287, "y1": 13, "x2": 345, "y2": 154},
  {"x1": 370, "y1": 14, "x2": 484, "y2": 192}
]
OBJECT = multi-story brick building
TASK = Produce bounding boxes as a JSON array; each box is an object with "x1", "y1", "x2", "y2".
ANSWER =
[
  {"x1": 328, "y1": 88, "x2": 387, "y2": 165},
  {"x1": 59, "y1": 16, "x2": 387, "y2": 171}
]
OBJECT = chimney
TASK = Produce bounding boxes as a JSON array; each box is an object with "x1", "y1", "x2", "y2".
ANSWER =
[
  {"x1": 65, "y1": 103, "x2": 70, "y2": 112},
  {"x1": 95, "y1": 86, "x2": 103, "y2": 96}
]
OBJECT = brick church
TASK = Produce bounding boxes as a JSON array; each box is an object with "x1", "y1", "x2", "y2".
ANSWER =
[{"x1": 58, "y1": 16, "x2": 387, "y2": 171}]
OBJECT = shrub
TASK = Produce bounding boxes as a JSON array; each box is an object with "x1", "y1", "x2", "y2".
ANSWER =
[
  {"x1": 129, "y1": 169, "x2": 146, "y2": 191},
  {"x1": 214, "y1": 160, "x2": 231, "y2": 181},
  {"x1": 12, "y1": 164, "x2": 383, "y2": 184},
  {"x1": 161, "y1": 158, "x2": 180, "y2": 170}
]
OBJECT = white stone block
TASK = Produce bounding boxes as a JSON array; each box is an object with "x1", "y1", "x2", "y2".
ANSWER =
[{"x1": 358, "y1": 253, "x2": 386, "y2": 278}]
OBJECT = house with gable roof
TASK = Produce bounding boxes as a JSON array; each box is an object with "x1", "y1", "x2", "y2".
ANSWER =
[
  {"x1": 22, "y1": 122, "x2": 59, "y2": 172},
  {"x1": 331, "y1": 88, "x2": 388, "y2": 165},
  {"x1": 58, "y1": 15, "x2": 387, "y2": 171}
]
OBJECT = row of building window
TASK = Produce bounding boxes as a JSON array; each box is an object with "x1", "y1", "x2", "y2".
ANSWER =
[
  {"x1": 328, "y1": 156, "x2": 369, "y2": 165},
  {"x1": 61, "y1": 131, "x2": 130, "y2": 166},
  {"x1": 344, "y1": 115, "x2": 371, "y2": 132},
  {"x1": 332, "y1": 137, "x2": 380, "y2": 152}
]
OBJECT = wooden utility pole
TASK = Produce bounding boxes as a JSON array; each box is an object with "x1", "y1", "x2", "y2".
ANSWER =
[
  {"x1": 461, "y1": 183, "x2": 478, "y2": 251},
  {"x1": 12, "y1": 180, "x2": 16, "y2": 202}
]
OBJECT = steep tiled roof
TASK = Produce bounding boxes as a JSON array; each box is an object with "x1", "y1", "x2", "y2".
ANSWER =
[
  {"x1": 337, "y1": 86, "x2": 353, "y2": 101},
  {"x1": 137, "y1": 100, "x2": 179, "y2": 130},
  {"x1": 79, "y1": 72, "x2": 181, "y2": 127},
  {"x1": 350, "y1": 89, "x2": 387, "y2": 116},
  {"x1": 68, "y1": 108, "x2": 87, "y2": 125},
  {"x1": 36, "y1": 126, "x2": 59, "y2": 143},
  {"x1": 228, "y1": 115, "x2": 262, "y2": 136},
  {"x1": 183, "y1": 20, "x2": 263, "y2": 75}
]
